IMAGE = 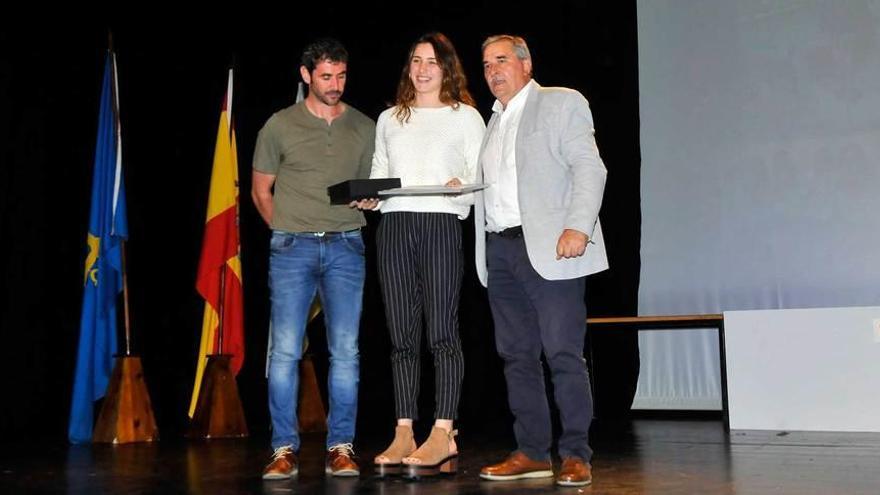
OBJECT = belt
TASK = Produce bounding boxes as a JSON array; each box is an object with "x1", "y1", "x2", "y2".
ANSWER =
[
  {"x1": 289, "y1": 228, "x2": 360, "y2": 238},
  {"x1": 490, "y1": 225, "x2": 523, "y2": 238}
]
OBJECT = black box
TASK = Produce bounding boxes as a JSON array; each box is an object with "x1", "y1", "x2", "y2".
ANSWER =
[{"x1": 327, "y1": 178, "x2": 401, "y2": 204}]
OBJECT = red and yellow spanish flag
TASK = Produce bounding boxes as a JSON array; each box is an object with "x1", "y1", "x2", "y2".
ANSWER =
[{"x1": 189, "y1": 69, "x2": 245, "y2": 417}]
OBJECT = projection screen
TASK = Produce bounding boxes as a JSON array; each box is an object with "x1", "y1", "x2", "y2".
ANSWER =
[{"x1": 635, "y1": 0, "x2": 880, "y2": 409}]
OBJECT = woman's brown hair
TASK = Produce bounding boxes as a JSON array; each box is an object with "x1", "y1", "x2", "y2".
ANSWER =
[{"x1": 392, "y1": 32, "x2": 475, "y2": 123}]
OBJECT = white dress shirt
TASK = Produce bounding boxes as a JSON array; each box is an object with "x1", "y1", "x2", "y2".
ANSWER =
[{"x1": 482, "y1": 80, "x2": 536, "y2": 233}]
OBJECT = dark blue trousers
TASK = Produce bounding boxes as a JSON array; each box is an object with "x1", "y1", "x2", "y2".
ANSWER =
[{"x1": 486, "y1": 234, "x2": 593, "y2": 462}]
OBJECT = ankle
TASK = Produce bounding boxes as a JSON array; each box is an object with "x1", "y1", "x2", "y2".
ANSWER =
[{"x1": 433, "y1": 419, "x2": 453, "y2": 433}]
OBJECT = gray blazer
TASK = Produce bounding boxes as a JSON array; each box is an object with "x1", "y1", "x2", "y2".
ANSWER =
[{"x1": 475, "y1": 82, "x2": 609, "y2": 286}]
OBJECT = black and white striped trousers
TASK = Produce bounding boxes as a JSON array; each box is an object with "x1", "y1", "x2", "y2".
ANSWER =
[{"x1": 377, "y1": 211, "x2": 464, "y2": 420}]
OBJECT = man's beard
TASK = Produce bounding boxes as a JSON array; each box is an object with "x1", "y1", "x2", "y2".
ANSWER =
[{"x1": 315, "y1": 90, "x2": 342, "y2": 106}]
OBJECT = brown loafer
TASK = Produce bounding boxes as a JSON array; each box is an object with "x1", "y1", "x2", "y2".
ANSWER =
[
  {"x1": 556, "y1": 457, "x2": 592, "y2": 487},
  {"x1": 479, "y1": 451, "x2": 553, "y2": 481},
  {"x1": 262, "y1": 445, "x2": 298, "y2": 480},
  {"x1": 326, "y1": 443, "x2": 360, "y2": 477}
]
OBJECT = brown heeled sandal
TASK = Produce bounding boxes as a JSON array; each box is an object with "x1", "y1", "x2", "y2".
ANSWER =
[
  {"x1": 402, "y1": 427, "x2": 459, "y2": 479},
  {"x1": 373, "y1": 425, "x2": 417, "y2": 476}
]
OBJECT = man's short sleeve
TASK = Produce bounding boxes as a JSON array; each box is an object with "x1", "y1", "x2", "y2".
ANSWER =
[{"x1": 253, "y1": 118, "x2": 281, "y2": 175}]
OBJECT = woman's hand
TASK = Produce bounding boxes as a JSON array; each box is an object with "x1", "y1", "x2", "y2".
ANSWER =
[{"x1": 350, "y1": 198, "x2": 380, "y2": 210}]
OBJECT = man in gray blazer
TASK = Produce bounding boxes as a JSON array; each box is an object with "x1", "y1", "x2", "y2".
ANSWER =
[{"x1": 475, "y1": 35, "x2": 608, "y2": 488}]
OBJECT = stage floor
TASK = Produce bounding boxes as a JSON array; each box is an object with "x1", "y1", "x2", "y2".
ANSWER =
[{"x1": 2, "y1": 419, "x2": 879, "y2": 494}]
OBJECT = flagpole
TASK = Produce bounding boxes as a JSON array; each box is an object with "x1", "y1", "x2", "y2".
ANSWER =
[
  {"x1": 121, "y1": 242, "x2": 133, "y2": 356},
  {"x1": 91, "y1": 44, "x2": 159, "y2": 444},
  {"x1": 108, "y1": 40, "x2": 131, "y2": 357},
  {"x1": 217, "y1": 263, "x2": 226, "y2": 355},
  {"x1": 187, "y1": 64, "x2": 248, "y2": 439},
  {"x1": 216, "y1": 66, "x2": 233, "y2": 356}
]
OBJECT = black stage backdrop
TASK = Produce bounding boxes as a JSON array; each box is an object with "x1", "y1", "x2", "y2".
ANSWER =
[{"x1": 0, "y1": 3, "x2": 640, "y2": 443}]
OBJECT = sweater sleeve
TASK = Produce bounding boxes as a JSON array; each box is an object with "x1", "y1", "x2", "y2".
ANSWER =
[
  {"x1": 368, "y1": 109, "x2": 392, "y2": 210},
  {"x1": 449, "y1": 106, "x2": 486, "y2": 207},
  {"x1": 370, "y1": 110, "x2": 390, "y2": 179}
]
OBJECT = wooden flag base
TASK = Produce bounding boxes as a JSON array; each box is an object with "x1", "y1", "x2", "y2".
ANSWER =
[
  {"x1": 188, "y1": 354, "x2": 248, "y2": 439},
  {"x1": 93, "y1": 355, "x2": 159, "y2": 444},
  {"x1": 298, "y1": 354, "x2": 327, "y2": 433}
]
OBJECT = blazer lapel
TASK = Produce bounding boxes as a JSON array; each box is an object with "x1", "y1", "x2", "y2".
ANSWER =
[
  {"x1": 515, "y1": 81, "x2": 541, "y2": 177},
  {"x1": 478, "y1": 113, "x2": 500, "y2": 181},
  {"x1": 516, "y1": 81, "x2": 541, "y2": 141}
]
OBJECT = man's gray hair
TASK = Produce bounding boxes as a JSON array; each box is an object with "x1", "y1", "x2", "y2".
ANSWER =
[{"x1": 482, "y1": 35, "x2": 531, "y2": 61}]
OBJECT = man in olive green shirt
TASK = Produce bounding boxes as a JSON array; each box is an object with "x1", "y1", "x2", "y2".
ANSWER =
[{"x1": 253, "y1": 38, "x2": 375, "y2": 481}]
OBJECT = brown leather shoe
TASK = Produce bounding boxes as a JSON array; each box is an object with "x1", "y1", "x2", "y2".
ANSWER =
[
  {"x1": 262, "y1": 445, "x2": 298, "y2": 480},
  {"x1": 326, "y1": 443, "x2": 360, "y2": 477},
  {"x1": 479, "y1": 451, "x2": 553, "y2": 481},
  {"x1": 556, "y1": 457, "x2": 592, "y2": 487}
]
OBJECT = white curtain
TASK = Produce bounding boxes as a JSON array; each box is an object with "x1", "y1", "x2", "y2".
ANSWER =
[{"x1": 635, "y1": 0, "x2": 880, "y2": 409}]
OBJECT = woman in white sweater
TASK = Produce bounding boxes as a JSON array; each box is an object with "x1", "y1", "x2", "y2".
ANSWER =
[{"x1": 361, "y1": 32, "x2": 485, "y2": 479}]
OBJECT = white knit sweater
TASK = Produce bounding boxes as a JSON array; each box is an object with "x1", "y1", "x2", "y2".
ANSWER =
[{"x1": 370, "y1": 104, "x2": 486, "y2": 219}]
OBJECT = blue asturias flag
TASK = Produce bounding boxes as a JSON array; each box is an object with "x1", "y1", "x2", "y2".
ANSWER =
[{"x1": 68, "y1": 51, "x2": 128, "y2": 444}]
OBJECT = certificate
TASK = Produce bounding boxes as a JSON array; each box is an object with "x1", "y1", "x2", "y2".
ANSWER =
[{"x1": 378, "y1": 184, "x2": 489, "y2": 196}]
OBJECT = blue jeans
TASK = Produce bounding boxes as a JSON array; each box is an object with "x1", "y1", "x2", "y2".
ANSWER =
[{"x1": 267, "y1": 229, "x2": 365, "y2": 451}]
